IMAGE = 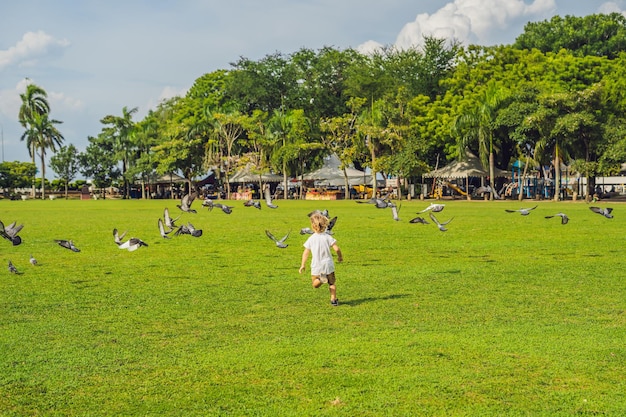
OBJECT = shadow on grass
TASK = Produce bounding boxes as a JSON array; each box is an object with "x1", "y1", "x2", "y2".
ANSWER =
[{"x1": 341, "y1": 293, "x2": 411, "y2": 307}]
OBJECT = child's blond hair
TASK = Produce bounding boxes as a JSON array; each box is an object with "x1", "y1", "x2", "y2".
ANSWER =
[{"x1": 310, "y1": 212, "x2": 328, "y2": 233}]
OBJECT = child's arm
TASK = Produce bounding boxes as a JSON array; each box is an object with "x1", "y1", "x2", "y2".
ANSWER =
[
  {"x1": 299, "y1": 248, "x2": 311, "y2": 273},
  {"x1": 332, "y1": 243, "x2": 343, "y2": 262}
]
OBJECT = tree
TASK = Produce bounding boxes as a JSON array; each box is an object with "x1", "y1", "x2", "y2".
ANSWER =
[
  {"x1": 21, "y1": 112, "x2": 64, "y2": 199},
  {"x1": 0, "y1": 161, "x2": 37, "y2": 196},
  {"x1": 100, "y1": 106, "x2": 138, "y2": 199},
  {"x1": 18, "y1": 82, "x2": 50, "y2": 197},
  {"x1": 78, "y1": 137, "x2": 120, "y2": 198},
  {"x1": 50, "y1": 144, "x2": 80, "y2": 199},
  {"x1": 452, "y1": 82, "x2": 509, "y2": 199}
]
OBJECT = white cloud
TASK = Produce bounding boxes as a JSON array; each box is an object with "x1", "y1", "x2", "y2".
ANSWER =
[
  {"x1": 361, "y1": 0, "x2": 557, "y2": 52},
  {"x1": 598, "y1": 2, "x2": 626, "y2": 15},
  {"x1": 0, "y1": 31, "x2": 70, "y2": 70}
]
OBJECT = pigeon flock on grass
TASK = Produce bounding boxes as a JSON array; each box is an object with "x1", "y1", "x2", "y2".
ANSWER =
[{"x1": 2, "y1": 184, "x2": 619, "y2": 273}]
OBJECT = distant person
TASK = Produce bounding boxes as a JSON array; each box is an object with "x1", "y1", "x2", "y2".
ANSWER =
[{"x1": 299, "y1": 212, "x2": 343, "y2": 306}]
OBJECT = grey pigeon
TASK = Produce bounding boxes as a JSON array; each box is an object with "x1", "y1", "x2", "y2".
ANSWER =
[
  {"x1": 0, "y1": 220, "x2": 23, "y2": 246},
  {"x1": 265, "y1": 230, "x2": 289, "y2": 248},
  {"x1": 300, "y1": 227, "x2": 314, "y2": 235},
  {"x1": 429, "y1": 213, "x2": 453, "y2": 232},
  {"x1": 55, "y1": 239, "x2": 80, "y2": 252},
  {"x1": 409, "y1": 216, "x2": 429, "y2": 224},
  {"x1": 419, "y1": 203, "x2": 445, "y2": 213},
  {"x1": 30, "y1": 255, "x2": 38, "y2": 266},
  {"x1": 243, "y1": 199, "x2": 261, "y2": 209},
  {"x1": 390, "y1": 203, "x2": 401, "y2": 221},
  {"x1": 163, "y1": 208, "x2": 180, "y2": 231},
  {"x1": 589, "y1": 206, "x2": 613, "y2": 219},
  {"x1": 177, "y1": 192, "x2": 198, "y2": 213},
  {"x1": 212, "y1": 203, "x2": 234, "y2": 214},
  {"x1": 174, "y1": 223, "x2": 203, "y2": 237},
  {"x1": 264, "y1": 187, "x2": 278, "y2": 209},
  {"x1": 118, "y1": 237, "x2": 148, "y2": 252},
  {"x1": 505, "y1": 205, "x2": 537, "y2": 216},
  {"x1": 158, "y1": 218, "x2": 171, "y2": 239},
  {"x1": 8, "y1": 260, "x2": 19, "y2": 274},
  {"x1": 545, "y1": 213, "x2": 569, "y2": 224}
]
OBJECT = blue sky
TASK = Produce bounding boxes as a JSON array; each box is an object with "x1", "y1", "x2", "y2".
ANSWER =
[{"x1": 0, "y1": 0, "x2": 621, "y2": 164}]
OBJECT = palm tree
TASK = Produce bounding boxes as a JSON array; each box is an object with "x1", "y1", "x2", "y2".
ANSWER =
[
  {"x1": 28, "y1": 113, "x2": 64, "y2": 199},
  {"x1": 19, "y1": 82, "x2": 50, "y2": 196},
  {"x1": 100, "y1": 106, "x2": 138, "y2": 199},
  {"x1": 453, "y1": 83, "x2": 508, "y2": 199}
]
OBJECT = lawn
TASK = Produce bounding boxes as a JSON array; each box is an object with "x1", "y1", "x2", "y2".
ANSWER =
[{"x1": 1, "y1": 197, "x2": 625, "y2": 416}]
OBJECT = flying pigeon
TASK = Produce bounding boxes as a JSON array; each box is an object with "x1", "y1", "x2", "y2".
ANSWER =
[
  {"x1": 163, "y1": 208, "x2": 180, "y2": 231},
  {"x1": 589, "y1": 206, "x2": 613, "y2": 219},
  {"x1": 390, "y1": 203, "x2": 401, "y2": 221},
  {"x1": 300, "y1": 227, "x2": 314, "y2": 235},
  {"x1": 265, "y1": 230, "x2": 289, "y2": 248},
  {"x1": 55, "y1": 239, "x2": 80, "y2": 252},
  {"x1": 113, "y1": 228, "x2": 128, "y2": 245},
  {"x1": 419, "y1": 203, "x2": 445, "y2": 213},
  {"x1": 177, "y1": 192, "x2": 198, "y2": 213},
  {"x1": 8, "y1": 260, "x2": 19, "y2": 274},
  {"x1": 212, "y1": 203, "x2": 234, "y2": 214},
  {"x1": 158, "y1": 218, "x2": 171, "y2": 239},
  {"x1": 174, "y1": 223, "x2": 203, "y2": 237},
  {"x1": 429, "y1": 213, "x2": 453, "y2": 232},
  {"x1": 243, "y1": 199, "x2": 261, "y2": 209},
  {"x1": 505, "y1": 205, "x2": 538, "y2": 216},
  {"x1": 308, "y1": 209, "x2": 330, "y2": 218},
  {"x1": 0, "y1": 220, "x2": 24, "y2": 246},
  {"x1": 264, "y1": 186, "x2": 278, "y2": 209},
  {"x1": 409, "y1": 216, "x2": 429, "y2": 224},
  {"x1": 118, "y1": 237, "x2": 149, "y2": 252},
  {"x1": 545, "y1": 213, "x2": 569, "y2": 224},
  {"x1": 30, "y1": 255, "x2": 38, "y2": 266}
]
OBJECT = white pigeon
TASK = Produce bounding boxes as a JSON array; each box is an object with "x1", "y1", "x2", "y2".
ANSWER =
[
  {"x1": 264, "y1": 187, "x2": 278, "y2": 209},
  {"x1": 419, "y1": 203, "x2": 445, "y2": 213},
  {"x1": 505, "y1": 205, "x2": 537, "y2": 216}
]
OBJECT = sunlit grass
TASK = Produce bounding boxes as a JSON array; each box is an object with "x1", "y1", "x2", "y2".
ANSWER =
[{"x1": 1, "y1": 197, "x2": 625, "y2": 416}]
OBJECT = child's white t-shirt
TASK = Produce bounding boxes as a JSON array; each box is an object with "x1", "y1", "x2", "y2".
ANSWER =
[{"x1": 303, "y1": 233, "x2": 336, "y2": 275}]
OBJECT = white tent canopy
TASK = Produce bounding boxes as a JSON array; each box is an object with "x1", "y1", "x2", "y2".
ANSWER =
[
  {"x1": 229, "y1": 167, "x2": 282, "y2": 183},
  {"x1": 302, "y1": 154, "x2": 371, "y2": 186},
  {"x1": 424, "y1": 151, "x2": 509, "y2": 178}
]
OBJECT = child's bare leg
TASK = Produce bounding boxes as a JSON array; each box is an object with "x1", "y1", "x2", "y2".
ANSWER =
[
  {"x1": 312, "y1": 277, "x2": 323, "y2": 288},
  {"x1": 329, "y1": 284, "x2": 337, "y2": 301}
]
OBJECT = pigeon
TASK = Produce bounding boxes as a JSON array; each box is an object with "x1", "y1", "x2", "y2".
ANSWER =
[
  {"x1": 545, "y1": 213, "x2": 569, "y2": 224},
  {"x1": 505, "y1": 205, "x2": 538, "y2": 216},
  {"x1": 0, "y1": 220, "x2": 24, "y2": 246},
  {"x1": 300, "y1": 227, "x2": 314, "y2": 235},
  {"x1": 177, "y1": 192, "x2": 198, "y2": 213},
  {"x1": 355, "y1": 198, "x2": 392, "y2": 208},
  {"x1": 163, "y1": 208, "x2": 180, "y2": 231},
  {"x1": 202, "y1": 199, "x2": 214, "y2": 210},
  {"x1": 409, "y1": 216, "x2": 429, "y2": 224},
  {"x1": 265, "y1": 230, "x2": 289, "y2": 248},
  {"x1": 118, "y1": 237, "x2": 148, "y2": 252},
  {"x1": 174, "y1": 223, "x2": 203, "y2": 237},
  {"x1": 8, "y1": 260, "x2": 19, "y2": 274},
  {"x1": 390, "y1": 203, "x2": 401, "y2": 221},
  {"x1": 589, "y1": 206, "x2": 613, "y2": 219},
  {"x1": 158, "y1": 218, "x2": 171, "y2": 239},
  {"x1": 113, "y1": 228, "x2": 128, "y2": 245},
  {"x1": 212, "y1": 203, "x2": 234, "y2": 214},
  {"x1": 55, "y1": 239, "x2": 80, "y2": 252},
  {"x1": 474, "y1": 185, "x2": 500, "y2": 199},
  {"x1": 29, "y1": 255, "x2": 38, "y2": 266},
  {"x1": 243, "y1": 199, "x2": 261, "y2": 209},
  {"x1": 429, "y1": 213, "x2": 453, "y2": 232},
  {"x1": 419, "y1": 203, "x2": 445, "y2": 213},
  {"x1": 308, "y1": 209, "x2": 330, "y2": 218},
  {"x1": 264, "y1": 186, "x2": 278, "y2": 209}
]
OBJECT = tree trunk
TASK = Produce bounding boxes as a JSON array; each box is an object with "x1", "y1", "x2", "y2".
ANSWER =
[
  {"x1": 488, "y1": 152, "x2": 495, "y2": 201},
  {"x1": 40, "y1": 151, "x2": 45, "y2": 200}
]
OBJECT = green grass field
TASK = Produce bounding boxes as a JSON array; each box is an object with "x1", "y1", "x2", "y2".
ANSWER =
[{"x1": 1, "y1": 197, "x2": 625, "y2": 416}]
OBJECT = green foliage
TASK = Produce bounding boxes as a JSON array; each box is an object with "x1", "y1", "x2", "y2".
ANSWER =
[
  {"x1": 0, "y1": 161, "x2": 36, "y2": 191},
  {"x1": 514, "y1": 13, "x2": 626, "y2": 59},
  {"x1": 2, "y1": 199, "x2": 626, "y2": 415}
]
